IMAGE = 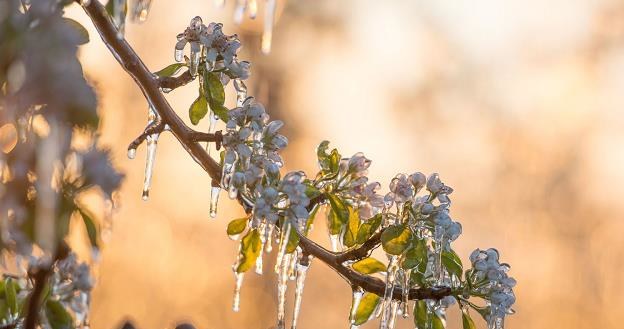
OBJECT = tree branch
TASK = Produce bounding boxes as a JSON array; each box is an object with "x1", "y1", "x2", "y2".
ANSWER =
[
  {"x1": 159, "y1": 70, "x2": 195, "y2": 90},
  {"x1": 80, "y1": 0, "x2": 451, "y2": 302}
]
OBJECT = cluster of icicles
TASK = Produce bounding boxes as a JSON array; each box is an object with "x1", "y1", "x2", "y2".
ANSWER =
[
  {"x1": 96, "y1": 0, "x2": 278, "y2": 54},
  {"x1": 232, "y1": 223, "x2": 311, "y2": 329}
]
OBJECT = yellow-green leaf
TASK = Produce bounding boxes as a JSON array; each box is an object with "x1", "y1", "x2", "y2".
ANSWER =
[
  {"x1": 414, "y1": 300, "x2": 429, "y2": 329},
  {"x1": 356, "y1": 214, "x2": 382, "y2": 244},
  {"x1": 327, "y1": 193, "x2": 348, "y2": 235},
  {"x1": 5, "y1": 278, "x2": 17, "y2": 314},
  {"x1": 203, "y1": 72, "x2": 226, "y2": 106},
  {"x1": 381, "y1": 224, "x2": 412, "y2": 255},
  {"x1": 432, "y1": 314, "x2": 446, "y2": 329},
  {"x1": 45, "y1": 300, "x2": 72, "y2": 329},
  {"x1": 154, "y1": 63, "x2": 186, "y2": 77},
  {"x1": 236, "y1": 229, "x2": 262, "y2": 273},
  {"x1": 353, "y1": 293, "x2": 380, "y2": 325},
  {"x1": 402, "y1": 238, "x2": 427, "y2": 270},
  {"x1": 442, "y1": 249, "x2": 463, "y2": 279},
  {"x1": 352, "y1": 257, "x2": 387, "y2": 274},
  {"x1": 462, "y1": 308, "x2": 476, "y2": 329},
  {"x1": 209, "y1": 101, "x2": 230, "y2": 122},
  {"x1": 78, "y1": 209, "x2": 98, "y2": 248},
  {"x1": 227, "y1": 217, "x2": 248, "y2": 237},
  {"x1": 285, "y1": 224, "x2": 300, "y2": 253},
  {"x1": 343, "y1": 206, "x2": 360, "y2": 248},
  {"x1": 189, "y1": 95, "x2": 208, "y2": 125}
]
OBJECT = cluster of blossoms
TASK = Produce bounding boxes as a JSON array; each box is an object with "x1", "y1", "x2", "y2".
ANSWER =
[
  {"x1": 467, "y1": 249, "x2": 517, "y2": 328},
  {"x1": 49, "y1": 253, "x2": 94, "y2": 328},
  {"x1": 174, "y1": 16, "x2": 250, "y2": 79}
]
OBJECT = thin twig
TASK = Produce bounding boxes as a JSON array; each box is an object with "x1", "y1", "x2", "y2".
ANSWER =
[{"x1": 159, "y1": 70, "x2": 195, "y2": 90}]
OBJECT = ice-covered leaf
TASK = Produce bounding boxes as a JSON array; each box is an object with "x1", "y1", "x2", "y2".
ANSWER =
[
  {"x1": 352, "y1": 257, "x2": 387, "y2": 274},
  {"x1": 227, "y1": 217, "x2": 248, "y2": 236},
  {"x1": 46, "y1": 300, "x2": 72, "y2": 329},
  {"x1": 343, "y1": 206, "x2": 359, "y2": 248},
  {"x1": 356, "y1": 214, "x2": 382, "y2": 244},
  {"x1": 236, "y1": 229, "x2": 262, "y2": 273},
  {"x1": 189, "y1": 94, "x2": 208, "y2": 125},
  {"x1": 462, "y1": 309, "x2": 476, "y2": 329},
  {"x1": 414, "y1": 300, "x2": 429, "y2": 329},
  {"x1": 381, "y1": 224, "x2": 412, "y2": 255},
  {"x1": 203, "y1": 72, "x2": 226, "y2": 106},
  {"x1": 154, "y1": 63, "x2": 186, "y2": 77},
  {"x1": 402, "y1": 238, "x2": 427, "y2": 270},
  {"x1": 78, "y1": 208, "x2": 98, "y2": 248},
  {"x1": 285, "y1": 224, "x2": 300, "y2": 253},
  {"x1": 353, "y1": 293, "x2": 379, "y2": 325},
  {"x1": 327, "y1": 194, "x2": 348, "y2": 235},
  {"x1": 442, "y1": 249, "x2": 463, "y2": 279},
  {"x1": 432, "y1": 314, "x2": 445, "y2": 329}
]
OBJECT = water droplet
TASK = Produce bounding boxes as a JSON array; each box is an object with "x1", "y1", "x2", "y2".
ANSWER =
[
  {"x1": 261, "y1": 0, "x2": 277, "y2": 54},
  {"x1": 210, "y1": 186, "x2": 220, "y2": 218},
  {"x1": 232, "y1": 270, "x2": 244, "y2": 312},
  {"x1": 131, "y1": 0, "x2": 152, "y2": 22},
  {"x1": 127, "y1": 148, "x2": 136, "y2": 159}
]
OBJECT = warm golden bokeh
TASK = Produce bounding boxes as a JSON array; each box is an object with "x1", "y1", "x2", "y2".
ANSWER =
[{"x1": 63, "y1": 1, "x2": 624, "y2": 328}]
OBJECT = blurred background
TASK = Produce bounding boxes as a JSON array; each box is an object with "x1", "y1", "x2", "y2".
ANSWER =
[{"x1": 63, "y1": 0, "x2": 624, "y2": 328}]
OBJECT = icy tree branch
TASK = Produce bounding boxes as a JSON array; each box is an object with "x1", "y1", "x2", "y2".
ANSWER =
[{"x1": 79, "y1": 0, "x2": 451, "y2": 302}]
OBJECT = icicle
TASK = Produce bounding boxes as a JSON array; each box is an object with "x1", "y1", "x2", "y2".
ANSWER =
[
  {"x1": 262, "y1": 0, "x2": 277, "y2": 54},
  {"x1": 127, "y1": 147, "x2": 136, "y2": 159},
  {"x1": 349, "y1": 287, "x2": 364, "y2": 325},
  {"x1": 232, "y1": 270, "x2": 244, "y2": 312},
  {"x1": 248, "y1": 0, "x2": 258, "y2": 18},
  {"x1": 265, "y1": 223, "x2": 274, "y2": 253},
  {"x1": 329, "y1": 234, "x2": 341, "y2": 252},
  {"x1": 189, "y1": 43, "x2": 201, "y2": 77},
  {"x1": 288, "y1": 249, "x2": 298, "y2": 280},
  {"x1": 275, "y1": 223, "x2": 291, "y2": 273},
  {"x1": 379, "y1": 256, "x2": 399, "y2": 327},
  {"x1": 210, "y1": 186, "x2": 220, "y2": 218},
  {"x1": 234, "y1": 79, "x2": 247, "y2": 107},
  {"x1": 142, "y1": 106, "x2": 159, "y2": 201},
  {"x1": 174, "y1": 48, "x2": 184, "y2": 62},
  {"x1": 233, "y1": 0, "x2": 246, "y2": 24},
  {"x1": 487, "y1": 313, "x2": 504, "y2": 329},
  {"x1": 276, "y1": 253, "x2": 292, "y2": 329},
  {"x1": 401, "y1": 269, "x2": 411, "y2": 318},
  {"x1": 386, "y1": 300, "x2": 399, "y2": 329},
  {"x1": 255, "y1": 222, "x2": 267, "y2": 274},
  {"x1": 205, "y1": 113, "x2": 218, "y2": 155},
  {"x1": 291, "y1": 256, "x2": 311, "y2": 329},
  {"x1": 131, "y1": 0, "x2": 152, "y2": 22}
]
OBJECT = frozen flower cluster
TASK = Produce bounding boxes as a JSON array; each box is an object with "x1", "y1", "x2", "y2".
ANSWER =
[
  {"x1": 174, "y1": 16, "x2": 250, "y2": 79},
  {"x1": 467, "y1": 248, "x2": 517, "y2": 326}
]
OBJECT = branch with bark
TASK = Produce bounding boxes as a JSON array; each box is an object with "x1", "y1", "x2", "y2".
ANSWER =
[{"x1": 79, "y1": 0, "x2": 451, "y2": 302}]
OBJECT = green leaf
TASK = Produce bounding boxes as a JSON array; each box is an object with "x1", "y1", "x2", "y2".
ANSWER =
[
  {"x1": 285, "y1": 224, "x2": 300, "y2": 253},
  {"x1": 329, "y1": 149, "x2": 341, "y2": 173},
  {"x1": 356, "y1": 214, "x2": 382, "y2": 244},
  {"x1": 381, "y1": 224, "x2": 412, "y2": 255},
  {"x1": 327, "y1": 194, "x2": 349, "y2": 235},
  {"x1": 352, "y1": 257, "x2": 387, "y2": 274},
  {"x1": 45, "y1": 300, "x2": 72, "y2": 329},
  {"x1": 78, "y1": 209, "x2": 98, "y2": 248},
  {"x1": 154, "y1": 63, "x2": 186, "y2": 77},
  {"x1": 414, "y1": 300, "x2": 429, "y2": 329},
  {"x1": 304, "y1": 184, "x2": 321, "y2": 199},
  {"x1": 353, "y1": 293, "x2": 380, "y2": 326},
  {"x1": 236, "y1": 229, "x2": 262, "y2": 273},
  {"x1": 402, "y1": 238, "x2": 427, "y2": 270},
  {"x1": 203, "y1": 72, "x2": 226, "y2": 105},
  {"x1": 432, "y1": 314, "x2": 446, "y2": 329},
  {"x1": 63, "y1": 18, "x2": 89, "y2": 45},
  {"x1": 5, "y1": 278, "x2": 17, "y2": 315},
  {"x1": 209, "y1": 101, "x2": 229, "y2": 122},
  {"x1": 189, "y1": 95, "x2": 208, "y2": 125},
  {"x1": 462, "y1": 309, "x2": 476, "y2": 329},
  {"x1": 441, "y1": 249, "x2": 463, "y2": 279},
  {"x1": 343, "y1": 207, "x2": 360, "y2": 248},
  {"x1": 227, "y1": 217, "x2": 248, "y2": 237}
]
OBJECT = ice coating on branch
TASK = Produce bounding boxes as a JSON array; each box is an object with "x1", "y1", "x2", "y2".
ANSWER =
[
  {"x1": 142, "y1": 106, "x2": 159, "y2": 201},
  {"x1": 291, "y1": 256, "x2": 311, "y2": 329}
]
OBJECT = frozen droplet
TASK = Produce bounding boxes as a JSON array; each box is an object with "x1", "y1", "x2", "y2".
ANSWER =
[
  {"x1": 142, "y1": 134, "x2": 158, "y2": 201},
  {"x1": 232, "y1": 270, "x2": 244, "y2": 312},
  {"x1": 210, "y1": 186, "x2": 220, "y2": 218},
  {"x1": 276, "y1": 253, "x2": 291, "y2": 329},
  {"x1": 131, "y1": 0, "x2": 152, "y2": 22},
  {"x1": 349, "y1": 287, "x2": 364, "y2": 324},
  {"x1": 329, "y1": 234, "x2": 341, "y2": 252},
  {"x1": 291, "y1": 258, "x2": 311, "y2": 329},
  {"x1": 261, "y1": 0, "x2": 276, "y2": 54},
  {"x1": 248, "y1": 0, "x2": 258, "y2": 19},
  {"x1": 161, "y1": 87, "x2": 172, "y2": 93},
  {"x1": 228, "y1": 185, "x2": 238, "y2": 199},
  {"x1": 127, "y1": 148, "x2": 136, "y2": 159},
  {"x1": 174, "y1": 49, "x2": 184, "y2": 62}
]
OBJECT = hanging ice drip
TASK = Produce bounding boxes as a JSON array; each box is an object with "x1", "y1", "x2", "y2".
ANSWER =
[
  {"x1": 141, "y1": 106, "x2": 160, "y2": 201},
  {"x1": 276, "y1": 252, "x2": 292, "y2": 329},
  {"x1": 291, "y1": 253, "x2": 311, "y2": 329},
  {"x1": 349, "y1": 287, "x2": 364, "y2": 326},
  {"x1": 130, "y1": 0, "x2": 153, "y2": 22}
]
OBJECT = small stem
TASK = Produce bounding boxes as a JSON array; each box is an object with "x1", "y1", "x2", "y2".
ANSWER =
[{"x1": 159, "y1": 70, "x2": 195, "y2": 90}]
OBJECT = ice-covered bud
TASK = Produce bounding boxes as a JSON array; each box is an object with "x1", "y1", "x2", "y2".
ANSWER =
[
  {"x1": 227, "y1": 60, "x2": 251, "y2": 80},
  {"x1": 409, "y1": 172, "x2": 426, "y2": 190},
  {"x1": 447, "y1": 221, "x2": 462, "y2": 241},
  {"x1": 385, "y1": 174, "x2": 414, "y2": 205},
  {"x1": 231, "y1": 171, "x2": 246, "y2": 188}
]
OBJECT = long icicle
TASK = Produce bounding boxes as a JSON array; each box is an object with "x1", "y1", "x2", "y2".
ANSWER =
[
  {"x1": 232, "y1": 271, "x2": 244, "y2": 312},
  {"x1": 209, "y1": 184, "x2": 221, "y2": 218},
  {"x1": 401, "y1": 269, "x2": 411, "y2": 318},
  {"x1": 378, "y1": 256, "x2": 399, "y2": 328},
  {"x1": 142, "y1": 106, "x2": 159, "y2": 201},
  {"x1": 275, "y1": 222, "x2": 291, "y2": 273},
  {"x1": 291, "y1": 255, "x2": 311, "y2": 329},
  {"x1": 262, "y1": 0, "x2": 276, "y2": 54},
  {"x1": 255, "y1": 221, "x2": 267, "y2": 274},
  {"x1": 276, "y1": 252, "x2": 292, "y2": 329},
  {"x1": 349, "y1": 287, "x2": 364, "y2": 325}
]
